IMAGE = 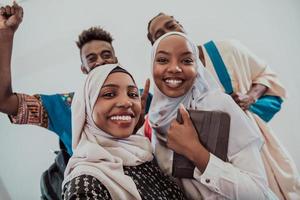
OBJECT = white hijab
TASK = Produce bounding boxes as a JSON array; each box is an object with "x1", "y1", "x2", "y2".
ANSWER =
[
  {"x1": 63, "y1": 64, "x2": 153, "y2": 200},
  {"x1": 149, "y1": 32, "x2": 263, "y2": 198}
]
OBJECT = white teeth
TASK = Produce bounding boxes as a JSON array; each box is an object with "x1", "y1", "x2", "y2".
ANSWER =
[
  {"x1": 110, "y1": 115, "x2": 132, "y2": 121},
  {"x1": 165, "y1": 79, "x2": 182, "y2": 84}
]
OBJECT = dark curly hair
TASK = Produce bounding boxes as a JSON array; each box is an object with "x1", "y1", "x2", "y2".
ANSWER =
[{"x1": 76, "y1": 26, "x2": 113, "y2": 50}]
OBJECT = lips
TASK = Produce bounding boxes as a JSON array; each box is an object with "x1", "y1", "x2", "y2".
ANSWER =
[{"x1": 108, "y1": 111, "x2": 135, "y2": 127}]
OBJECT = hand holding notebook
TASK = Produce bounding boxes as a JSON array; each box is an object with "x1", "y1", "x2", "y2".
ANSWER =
[{"x1": 171, "y1": 107, "x2": 230, "y2": 178}]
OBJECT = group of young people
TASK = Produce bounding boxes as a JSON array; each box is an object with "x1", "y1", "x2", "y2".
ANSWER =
[{"x1": 1, "y1": 2, "x2": 299, "y2": 200}]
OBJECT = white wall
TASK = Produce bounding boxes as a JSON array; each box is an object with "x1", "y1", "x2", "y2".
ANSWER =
[{"x1": 0, "y1": 0, "x2": 299, "y2": 199}]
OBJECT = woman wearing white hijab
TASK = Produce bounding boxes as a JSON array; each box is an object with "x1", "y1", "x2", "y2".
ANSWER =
[
  {"x1": 149, "y1": 32, "x2": 278, "y2": 199},
  {"x1": 62, "y1": 64, "x2": 185, "y2": 200}
]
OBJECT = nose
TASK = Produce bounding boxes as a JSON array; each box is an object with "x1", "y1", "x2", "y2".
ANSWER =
[
  {"x1": 116, "y1": 97, "x2": 133, "y2": 108},
  {"x1": 95, "y1": 57, "x2": 106, "y2": 66},
  {"x1": 167, "y1": 62, "x2": 182, "y2": 73}
]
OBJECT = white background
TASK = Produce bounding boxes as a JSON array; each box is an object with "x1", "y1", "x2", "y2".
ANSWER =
[{"x1": 0, "y1": 0, "x2": 299, "y2": 199}]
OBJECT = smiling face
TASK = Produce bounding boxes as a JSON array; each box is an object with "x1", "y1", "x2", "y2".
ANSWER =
[
  {"x1": 92, "y1": 72, "x2": 141, "y2": 138},
  {"x1": 81, "y1": 40, "x2": 118, "y2": 73},
  {"x1": 153, "y1": 35, "x2": 197, "y2": 98}
]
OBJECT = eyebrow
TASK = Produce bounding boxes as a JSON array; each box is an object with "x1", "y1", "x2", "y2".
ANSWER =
[
  {"x1": 100, "y1": 50, "x2": 112, "y2": 55},
  {"x1": 156, "y1": 50, "x2": 193, "y2": 57},
  {"x1": 101, "y1": 84, "x2": 138, "y2": 90},
  {"x1": 180, "y1": 52, "x2": 193, "y2": 56},
  {"x1": 156, "y1": 50, "x2": 170, "y2": 55}
]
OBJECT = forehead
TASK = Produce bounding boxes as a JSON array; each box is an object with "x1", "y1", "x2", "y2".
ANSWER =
[
  {"x1": 150, "y1": 15, "x2": 175, "y2": 32},
  {"x1": 156, "y1": 35, "x2": 193, "y2": 54},
  {"x1": 103, "y1": 72, "x2": 135, "y2": 86},
  {"x1": 81, "y1": 40, "x2": 114, "y2": 56}
]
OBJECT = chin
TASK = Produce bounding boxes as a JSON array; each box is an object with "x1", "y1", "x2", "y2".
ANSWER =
[
  {"x1": 163, "y1": 89, "x2": 185, "y2": 98},
  {"x1": 110, "y1": 128, "x2": 135, "y2": 138}
]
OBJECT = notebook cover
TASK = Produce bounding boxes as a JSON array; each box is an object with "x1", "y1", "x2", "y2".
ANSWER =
[{"x1": 172, "y1": 109, "x2": 230, "y2": 178}]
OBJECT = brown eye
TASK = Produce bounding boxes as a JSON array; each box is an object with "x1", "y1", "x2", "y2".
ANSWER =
[
  {"x1": 103, "y1": 92, "x2": 115, "y2": 97},
  {"x1": 156, "y1": 57, "x2": 168, "y2": 64},
  {"x1": 167, "y1": 24, "x2": 176, "y2": 30},
  {"x1": 128, "y1": 92, "x2": 139, "y2": 98},
  {"x1": 88, "y1": 56, "x2": 97, "y2": 63},
  {"x1": 102, "y1": 52, "x2": 113, "y2": 59},
  {"x1": 182, "y1": 58, "x2": 194, "y2": 65}
]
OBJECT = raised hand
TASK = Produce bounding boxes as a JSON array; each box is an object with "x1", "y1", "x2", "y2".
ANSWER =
[
  {"x1": 133, "y1": 78, "x2": 150, "y2": 134},
  {"x1": 0, "y1": 2, "x2": 23, "y2": 33}
]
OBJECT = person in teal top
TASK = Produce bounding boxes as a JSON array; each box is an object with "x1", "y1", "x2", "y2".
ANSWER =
[
  {"x1": 0, "y1": 3, "x2": 152, "y2": 199},
  {"x1": 0, "y1": 3, "x2": 152, "y2": 156}
]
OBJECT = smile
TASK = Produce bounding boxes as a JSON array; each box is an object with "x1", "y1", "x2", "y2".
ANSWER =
[
  {"x1": 110, "y1": 115, "x2": 132, "y2": 121},
  {"x1": 164, "y1": 78, "x2": 183, "y2": 88}
]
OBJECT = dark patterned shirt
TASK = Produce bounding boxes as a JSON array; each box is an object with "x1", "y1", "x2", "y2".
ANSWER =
[{"x1": 63, "y1": 160, "x2": 186, "y2": 200}]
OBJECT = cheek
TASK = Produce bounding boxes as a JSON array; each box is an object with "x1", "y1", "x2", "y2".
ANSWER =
[
  {"x1": 133, "y1": 101, "x2": 142, "y2": 118},
  {"x1": 136, "y1": 103, "x2": 142, "y2": 115},
  {"x1": 153, "y1": 65, "x2": 164, "y2": 84},
  {"x1": 92, "y1": 106, "x2": 105, "y2": 126},
  {"x1": 187, "y1": 69, "x2": 197, "y2": 85},
  {"x1": 186, "y1": 66, "x2": 197, "y2": 78},
  {"x1": 153, "y1": 65, "x2": 162, "y2": 77}
]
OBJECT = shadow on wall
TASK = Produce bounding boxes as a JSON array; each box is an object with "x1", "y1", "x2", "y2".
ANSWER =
[{"x1": 0, "y1": 177, "x2": 11, "y2": 200}]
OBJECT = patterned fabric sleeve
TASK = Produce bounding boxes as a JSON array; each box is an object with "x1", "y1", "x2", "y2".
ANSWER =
[{"x1": 8, "y1": 93, "x2": 48, "y2": 128}]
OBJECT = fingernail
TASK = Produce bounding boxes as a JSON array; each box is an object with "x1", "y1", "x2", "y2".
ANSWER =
[{"x1": 180, "y1": 104, "x2": 185, "y2": 109}]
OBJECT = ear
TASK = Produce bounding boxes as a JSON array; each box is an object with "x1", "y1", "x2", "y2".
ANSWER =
[
  {"x1": 115, "y1": 56, "x2": 119, "y2": 63},
  {"x1": 81, "y1": 65, "x2": 88, "y2": 74}
]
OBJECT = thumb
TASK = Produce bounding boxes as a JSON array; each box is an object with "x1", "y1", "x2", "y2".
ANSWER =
[{"x1": 179, "y1": 104, "x2": 191, "y2": 125}]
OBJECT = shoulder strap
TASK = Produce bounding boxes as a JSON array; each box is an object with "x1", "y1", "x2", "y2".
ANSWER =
[{"x1": 203, "y1": 41, "x2": 233, "y2": 94}]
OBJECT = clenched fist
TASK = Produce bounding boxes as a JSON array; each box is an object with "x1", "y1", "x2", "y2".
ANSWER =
[{"x1": 0, "y1": 2, "x2": 23, "y2": 33}]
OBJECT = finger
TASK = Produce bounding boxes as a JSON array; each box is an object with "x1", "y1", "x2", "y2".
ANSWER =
[
  {"x1": 237, "y1": 102, "x2": 245, "y2": 108},
  {"x1": 170, "y1": 118, "x2": 179, "y2": 128},
  {"x1": 238, "y1": 101, "x2": 248, "y2": 107},
  {"x1": 179, "y1": 104, "x2": 191, "y2": 125},
  {"x1": 10, "y1": 6, "x2": 15, "y2": 15},
  {"x1": 141, "y1": 79, "x2": 150, "y2": 101},
  {"x1": 13, "y1": 1, "x2": 18, "y2": 7},
  {"x1": 232, "y1": 96, "x2": 239, "y2": 102},
  {"x1": 140, "y1": 79, "x2": 150, "y2": 111},
  {"x1": 12, "y1": 1, "x2": 23, "y2": 17},
  {"x1": 230, "y1": 92, "x2": 237, "y2": 98},
  {"x1": 239, "y1": 103, "x2": 248, "y2": 110},
  {"x1": 5, "y1": 6, "x2": 11, "y2": 16},
  {"x1": 12, "y1": 2, "x2": 23, "y2": 19},
  {"x1": 17, "y1": 4, "x2": 23, "y2": 19},
  {"x1": 0, "y1": 7, "x2": 5, "y2": 15}
]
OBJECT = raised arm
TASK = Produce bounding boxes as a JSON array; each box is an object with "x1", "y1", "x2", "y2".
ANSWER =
[{"x1": 0, "y1": 2, "x2": 23, "y2": 115}]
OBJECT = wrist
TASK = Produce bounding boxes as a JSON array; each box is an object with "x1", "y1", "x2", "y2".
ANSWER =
[
  {"x1": 186, "y1": 142, "x2": 210, "y2": 173},
  {"x1": 0, "y1": 29, "x2": 15, "y2": 40}
]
